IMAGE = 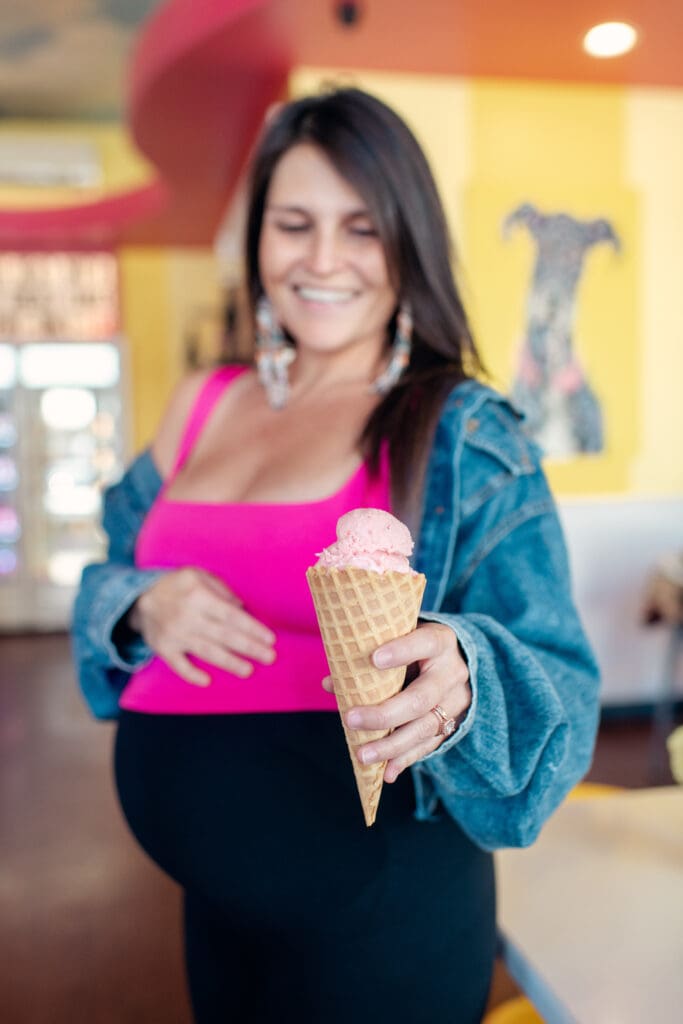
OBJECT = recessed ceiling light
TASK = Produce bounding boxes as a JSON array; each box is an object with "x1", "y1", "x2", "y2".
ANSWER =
[{"x1": 583, "y1": 21, "x2": 638, "y2": 58}]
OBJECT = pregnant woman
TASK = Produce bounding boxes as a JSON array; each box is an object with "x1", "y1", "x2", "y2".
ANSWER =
[{"x1": 72, "y1": 87, "x2": 600, "y2": 1023}]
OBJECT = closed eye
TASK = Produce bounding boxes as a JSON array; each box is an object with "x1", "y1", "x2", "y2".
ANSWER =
[
  {"x1": 347, "y1": 214, "x2": 379, "y2": 237},
  {"x1": 275, "y1": 222, "x2": 310, "y2": 233}
]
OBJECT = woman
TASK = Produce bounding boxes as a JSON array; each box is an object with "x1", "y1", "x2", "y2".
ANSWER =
[{"x1": 72, "y1": 88, "x2": 600, "y2": 1023}]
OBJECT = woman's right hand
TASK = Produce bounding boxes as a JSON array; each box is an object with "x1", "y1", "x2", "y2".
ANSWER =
[{"x1": 129, "y1": 568, "x2": 276, "y2": 686}]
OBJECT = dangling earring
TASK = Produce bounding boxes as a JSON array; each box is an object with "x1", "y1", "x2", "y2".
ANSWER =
[
  {"x1": 255, "y1": 295, "x2": 295, "y2": 410},
  {"x1": 372, "y1": 303, "x2": 413, "y2": 395}
]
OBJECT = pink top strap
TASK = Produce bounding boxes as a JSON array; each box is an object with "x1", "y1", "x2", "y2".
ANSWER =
[{"x1": 169, "y1": 364, "x2": 248, "y2": 479}]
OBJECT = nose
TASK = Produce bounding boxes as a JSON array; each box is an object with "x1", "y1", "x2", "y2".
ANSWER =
[{"x1": 305, "y1": 226, "x2": 341, "y2": 276}]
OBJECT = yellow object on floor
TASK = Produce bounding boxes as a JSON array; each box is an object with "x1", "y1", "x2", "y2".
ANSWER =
[
  {"x1": 566, "y1": 781, "x2": 622, "y2": 800},
  {"x1": 484, "y1": 995, "x2": 545, "y2": 1023},
  {"x1": 666, "y1": 725, "x2": 683, "y2": 783}
]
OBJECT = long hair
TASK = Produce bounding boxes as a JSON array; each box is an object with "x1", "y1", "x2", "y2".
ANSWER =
[{"x1": 244, "y1": 87, "x2": 483, "y2": 530}]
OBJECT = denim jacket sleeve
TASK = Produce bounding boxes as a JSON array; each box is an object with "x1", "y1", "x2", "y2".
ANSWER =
[
  {"x1": 70, "y1": 449, "x2": 165, "y2": 720},
  {"x1": 410, "y1": 382, "x2": 601, "y2": 850}
]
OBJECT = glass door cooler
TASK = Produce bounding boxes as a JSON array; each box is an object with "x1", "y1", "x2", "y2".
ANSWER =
[
  {"x1": 0, "y1": 251, "x2": 128, "y2": 632},
  {"x1": 0, "y1": 339, "x2": 128, "y2": 631}
]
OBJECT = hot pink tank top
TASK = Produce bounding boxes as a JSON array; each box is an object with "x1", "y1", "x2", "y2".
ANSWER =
[{"x1": 119, "y1": 366, "x2": 392, "y2": 714}]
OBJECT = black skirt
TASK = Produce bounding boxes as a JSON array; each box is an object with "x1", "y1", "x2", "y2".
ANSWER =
[{"x1": 115, "y1": 709, "x2": 496, "y2": 1024}]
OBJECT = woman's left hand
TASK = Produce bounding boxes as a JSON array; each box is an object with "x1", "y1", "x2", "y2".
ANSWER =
[{"x1": 322, "y1": 622, "x2": 471, "y2": 783}]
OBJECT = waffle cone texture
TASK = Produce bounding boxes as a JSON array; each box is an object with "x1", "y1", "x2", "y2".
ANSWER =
[{"x1": 306, "y1": 566, "x2": 426, "y2": 826}]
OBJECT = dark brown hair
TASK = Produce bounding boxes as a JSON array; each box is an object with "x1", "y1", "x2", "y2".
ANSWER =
[{"x1": 244, "y1": 87, "x2": 483, "y2": 530}]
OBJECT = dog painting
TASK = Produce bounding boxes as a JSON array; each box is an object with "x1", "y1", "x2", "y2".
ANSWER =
[{"x1": 504, "y1": 203, "x2": 620, "y2": 457}]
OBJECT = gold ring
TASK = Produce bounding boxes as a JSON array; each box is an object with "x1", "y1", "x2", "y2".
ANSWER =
[{"x1": 430, "y1": 704, "x2": 457, "y2": 737}]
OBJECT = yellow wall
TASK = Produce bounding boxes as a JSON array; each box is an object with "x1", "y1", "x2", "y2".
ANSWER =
[
  {"x1": 292, "y1": 68, "x2": 683, "y2": 499},
  {"x1": 464, "y1": 81, "x2": 638, "y2": 496},
  {"x1": 625, "y1": 90, "x2": 683, "y2": 495},
  {"x1": 118, "y1": 248, "x2": 174, "y2": 450},
  {"x1": 119, "y1": 247, "x2": 222, "y2": 450}
]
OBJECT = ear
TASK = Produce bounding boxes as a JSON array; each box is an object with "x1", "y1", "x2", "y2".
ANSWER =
[
  {"x1": 589, "y1": 218, "x2": 621, "y2": 251},
  {"x1": 502, "y1": 202, "x2": 539, "y2": 238}
]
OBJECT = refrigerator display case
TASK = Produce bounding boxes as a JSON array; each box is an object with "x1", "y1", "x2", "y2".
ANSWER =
[
  {"x1": 0, "y1": 340, "x2": 128, "y2": 631},
  {"x1": 0, "y1": 252, "x2": 128, "y2": 631}
]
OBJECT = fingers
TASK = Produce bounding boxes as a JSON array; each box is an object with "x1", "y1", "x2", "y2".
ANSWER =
[
  {"x1": 347, "y1": 623, "x2": 468, "y2": 733},
  {"x1": 385, "y1": 735, "x2": 444, "y2": 783},
  {"x1": 340, "y1": 661, "x2": 468, "y2": 779},
  {"x1": 352, "y1": 696, "x2": 447, "y2": 759},
  {"x1": 371, "y1": 622, "x2": 453, "y2": 670},
  {"x1": 339, "y1": 622, "x2": 471, "y2": 778},
  {"x1": 200, "y1": 610, "x2": 276, "y2": 666},
  {"x1": 320, "y1": 671, "x2": 456, "y2": 780},
  {"x1": 350, "y1": 699, "x2": 463, "y2": 783},
  {"x1": 194, "y1": 585, "x2": 274, "y2": 647},
  {"x1": 355, "y1": 704, "x2": 441, "y2": 761},
  {"x1": 189, "y1": 639, "x2": 257, "y2": 679},
  {"x1": 225, "y1": 608, "x2": 276, "y2": 658},
  {"x1": 168, "y1": 652, "x2": 211, "y2": 687},
  {"x1": 199, "y1": 570, "x2": 243, "y2": 607},
  {"x1": 345, "y1": 666, "x2": 446, "y2": 733},
  {"x1": 139, "y1": 567, "x2": 278, "y2": 681}
]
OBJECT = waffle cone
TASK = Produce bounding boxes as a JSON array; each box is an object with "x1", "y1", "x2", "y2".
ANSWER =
[{"x1": 306, "y1": 566, "x2": 426, "y2": 826}]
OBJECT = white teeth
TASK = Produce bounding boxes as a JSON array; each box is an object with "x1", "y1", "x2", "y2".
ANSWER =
[{"x1": 296, "y1": 287, "x2": 355, "y2": 303}]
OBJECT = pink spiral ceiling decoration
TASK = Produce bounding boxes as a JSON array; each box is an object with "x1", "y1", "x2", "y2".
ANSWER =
[{"x1": 0, "y1": 0, "x2": 289, "y2": 248}]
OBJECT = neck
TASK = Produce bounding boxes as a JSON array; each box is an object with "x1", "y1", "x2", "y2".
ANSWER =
[{"x1": 287, "y1": 343, "x2": 387, "y2": 399}]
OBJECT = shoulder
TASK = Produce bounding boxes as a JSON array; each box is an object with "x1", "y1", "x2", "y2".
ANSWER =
[
  {"x1": 151, "y1": 368, "x2": 214, "y2": 478},
  {"x1": 437, "y1": 379, "x2": 538, "y2": 467},
  {"x1": 432, "y1": 379, "x2": 546, "y2": 513},
  {"x1": 456, "y1": 381, "x2": 538, "y2": 473}
]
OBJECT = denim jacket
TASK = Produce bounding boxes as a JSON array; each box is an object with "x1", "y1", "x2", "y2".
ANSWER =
[{"x1": 71, "y1": 379, "x2": 600, "y2": 850}]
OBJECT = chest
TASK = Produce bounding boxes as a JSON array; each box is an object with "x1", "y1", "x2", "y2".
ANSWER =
[
  {"x1": 167, "y1": 382, "x2": 378, "y2": 504},
  {"x1": 138, "y1": 442, "x2": 392, "y2": 622}
]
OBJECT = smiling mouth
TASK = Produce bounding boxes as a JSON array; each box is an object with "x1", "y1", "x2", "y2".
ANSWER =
[{"x1": 294, "y1": 286, "x2": 357, "y2": 304}]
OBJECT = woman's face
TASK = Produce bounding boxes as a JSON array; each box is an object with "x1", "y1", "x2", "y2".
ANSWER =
[{"x1": 258, "y1": 143, "x2": 397, "y2": 362}]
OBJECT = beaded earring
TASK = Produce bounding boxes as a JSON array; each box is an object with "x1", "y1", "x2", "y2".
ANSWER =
[
  {"x1": 254, "y1": 295, "x2": 296, "y2": 410},
  {"x1": 372, "y1": 303, "x2": 413, "y2": 395},
  {"x1": 255, "y1": 297, "x2": 412, "y2": 408}
]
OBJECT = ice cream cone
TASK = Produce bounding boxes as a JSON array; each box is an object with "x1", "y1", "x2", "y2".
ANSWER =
[{"x1": 306, "y1": 565, "x2": 426, "y2": 826}]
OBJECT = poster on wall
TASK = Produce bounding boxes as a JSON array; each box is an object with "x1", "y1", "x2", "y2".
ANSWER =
[
  {"x1": 504, "y1": 202, "x2": 619, "y2": 459},
  {"x1": 464, "y1": 185, "x2": 638, "y2": 496}
]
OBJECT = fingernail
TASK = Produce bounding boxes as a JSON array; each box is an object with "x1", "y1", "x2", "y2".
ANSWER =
[
  {"x1": 373, "y1": 649, "x2": 392, "y2": 668},
  {"x1": 346, "y1": 710, "x2": 363, "y2": 727},
  {"x1": 359, "y1": 747, "x2": 377, "y2": 764}
]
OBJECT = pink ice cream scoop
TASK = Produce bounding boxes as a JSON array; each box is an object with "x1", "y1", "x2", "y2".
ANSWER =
[{"x1": 315, "y1": 508, "x2": 416, "y2": 574}]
